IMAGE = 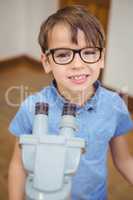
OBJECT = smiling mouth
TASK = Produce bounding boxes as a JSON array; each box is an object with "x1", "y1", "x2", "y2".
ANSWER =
[
  {"x1": 68, "y1": 74, "x2": 89, "y2": 80},
  {"x1": 67, "y1": 74, "x2": 89, "y2": 85}
]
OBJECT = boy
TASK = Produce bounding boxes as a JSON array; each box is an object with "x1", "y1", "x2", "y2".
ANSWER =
[{"x1": 8, "y1": 5, "x2": 133, "y2": 200}]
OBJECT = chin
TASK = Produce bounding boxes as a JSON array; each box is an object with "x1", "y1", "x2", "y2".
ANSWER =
[{"x1": 68, "y1": 85, "x2": 90, "y2": 93}]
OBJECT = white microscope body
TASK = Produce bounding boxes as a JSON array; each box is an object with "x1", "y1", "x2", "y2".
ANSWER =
[{"x1": 20, "y1": 102, "x2": 85, "y2": 200}]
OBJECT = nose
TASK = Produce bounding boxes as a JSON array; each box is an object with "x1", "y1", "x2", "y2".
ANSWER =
[{"x1": 71, "y1": 52, "x2": 84, "y2": 70}]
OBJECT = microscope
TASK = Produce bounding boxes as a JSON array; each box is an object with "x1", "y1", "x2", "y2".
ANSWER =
[{"x1": 20, "y1": 102, "x2": 85, "y2": 200}]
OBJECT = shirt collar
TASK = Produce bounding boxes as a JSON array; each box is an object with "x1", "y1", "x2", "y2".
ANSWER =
[{"x1": 50, "y1": 79, "x2": 101, "y2": 111}]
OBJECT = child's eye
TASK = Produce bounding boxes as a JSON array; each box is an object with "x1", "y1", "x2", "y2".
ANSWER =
[
  {"x1": 56, "y1": 53, "x2": 69, "y2": 58},
  {"x1": 55, "y1": 51, "x2": 71, "y2": 58},
  {"x1": 83, "y1": 50, "x2": 96, "y2": 55}
]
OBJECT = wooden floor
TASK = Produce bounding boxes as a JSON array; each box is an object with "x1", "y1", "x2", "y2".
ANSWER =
[{"x1": 0, "y1": 57, "x2": 133, "y2": 200}]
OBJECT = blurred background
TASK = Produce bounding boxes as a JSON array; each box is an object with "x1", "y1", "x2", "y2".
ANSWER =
[{"x1": 0, "y1": 0, "x2": 133, "y2": 199}]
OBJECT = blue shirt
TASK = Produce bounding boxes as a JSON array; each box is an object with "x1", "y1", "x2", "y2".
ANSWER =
[{"x1": 9, "y1": 81, "x2": 133, "y2": 200}]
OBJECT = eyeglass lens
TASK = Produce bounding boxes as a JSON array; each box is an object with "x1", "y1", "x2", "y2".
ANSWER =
[{"x1": 52, "y1": 48, "x2": 101, "y2": 64}]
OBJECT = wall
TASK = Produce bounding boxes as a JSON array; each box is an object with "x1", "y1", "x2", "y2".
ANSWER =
[
  {"x1": 0, "y1": 0, "x2": 26, "y2": 59},
  {"x1": 0, "y1": 0, "x2": 58, "y2": 60},
  {"x1": 24, "y1": 0, "x2": 58, "y2": 59},
  {"x1": 103, "y1": 0, "x2": 133, "y2": 96}
]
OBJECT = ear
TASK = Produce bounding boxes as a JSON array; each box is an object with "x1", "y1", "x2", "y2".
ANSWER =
[
  {"x1": 41, "y1": 53, "x2": 52, "y2": 74},
  {"x1": 100, "y1": 48, "x2": 105, "y2": 69}
]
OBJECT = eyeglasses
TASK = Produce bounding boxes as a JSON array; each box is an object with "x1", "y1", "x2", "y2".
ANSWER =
[{"x1": 45, "y1": 47, "x2": 103, "y2": 65}]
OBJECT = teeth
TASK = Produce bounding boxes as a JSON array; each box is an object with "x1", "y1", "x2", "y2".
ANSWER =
[{"x1": 70, "y1": 75, "x2": 87, "y2": 80}]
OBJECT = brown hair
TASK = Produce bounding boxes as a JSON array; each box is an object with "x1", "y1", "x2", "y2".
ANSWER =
[{"x1": 38, "y1": 5, "x2": 105, "y2": 53}]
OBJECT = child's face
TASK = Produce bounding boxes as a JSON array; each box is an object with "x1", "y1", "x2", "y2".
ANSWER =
[{"x1": 41, "y1": 23, "x2": 104, "y2": 98}]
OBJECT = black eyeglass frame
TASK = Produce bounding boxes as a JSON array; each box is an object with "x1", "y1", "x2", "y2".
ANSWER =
[{"x1": 45, "y1": 47, "x2": 103, "y2": 65}]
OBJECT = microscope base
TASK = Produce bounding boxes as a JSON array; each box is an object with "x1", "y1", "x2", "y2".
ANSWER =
[{"x1": 26, "y1": 175, "x2": 71, "y2": 200}]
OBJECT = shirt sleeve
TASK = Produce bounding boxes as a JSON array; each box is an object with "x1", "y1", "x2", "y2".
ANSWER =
[
  {"x1": 9, "y1": 97, "x2": 33, "y2": 137},
  {"x1": 114, "y1": 95, "x2": 133, "y2": 137}
]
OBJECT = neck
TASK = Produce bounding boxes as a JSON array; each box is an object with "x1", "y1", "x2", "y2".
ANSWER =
[{"x1": 57, "y1": 85, "x2": 95, "y2": 106}]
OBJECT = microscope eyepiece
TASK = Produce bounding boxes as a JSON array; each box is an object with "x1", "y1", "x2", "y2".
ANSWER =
[
  {"x1": 62, "y1": 103, "x2": 76, "y2": 117},
  {"x1": 35, "y1": 102, "x2": 49, "y2": 115}
]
